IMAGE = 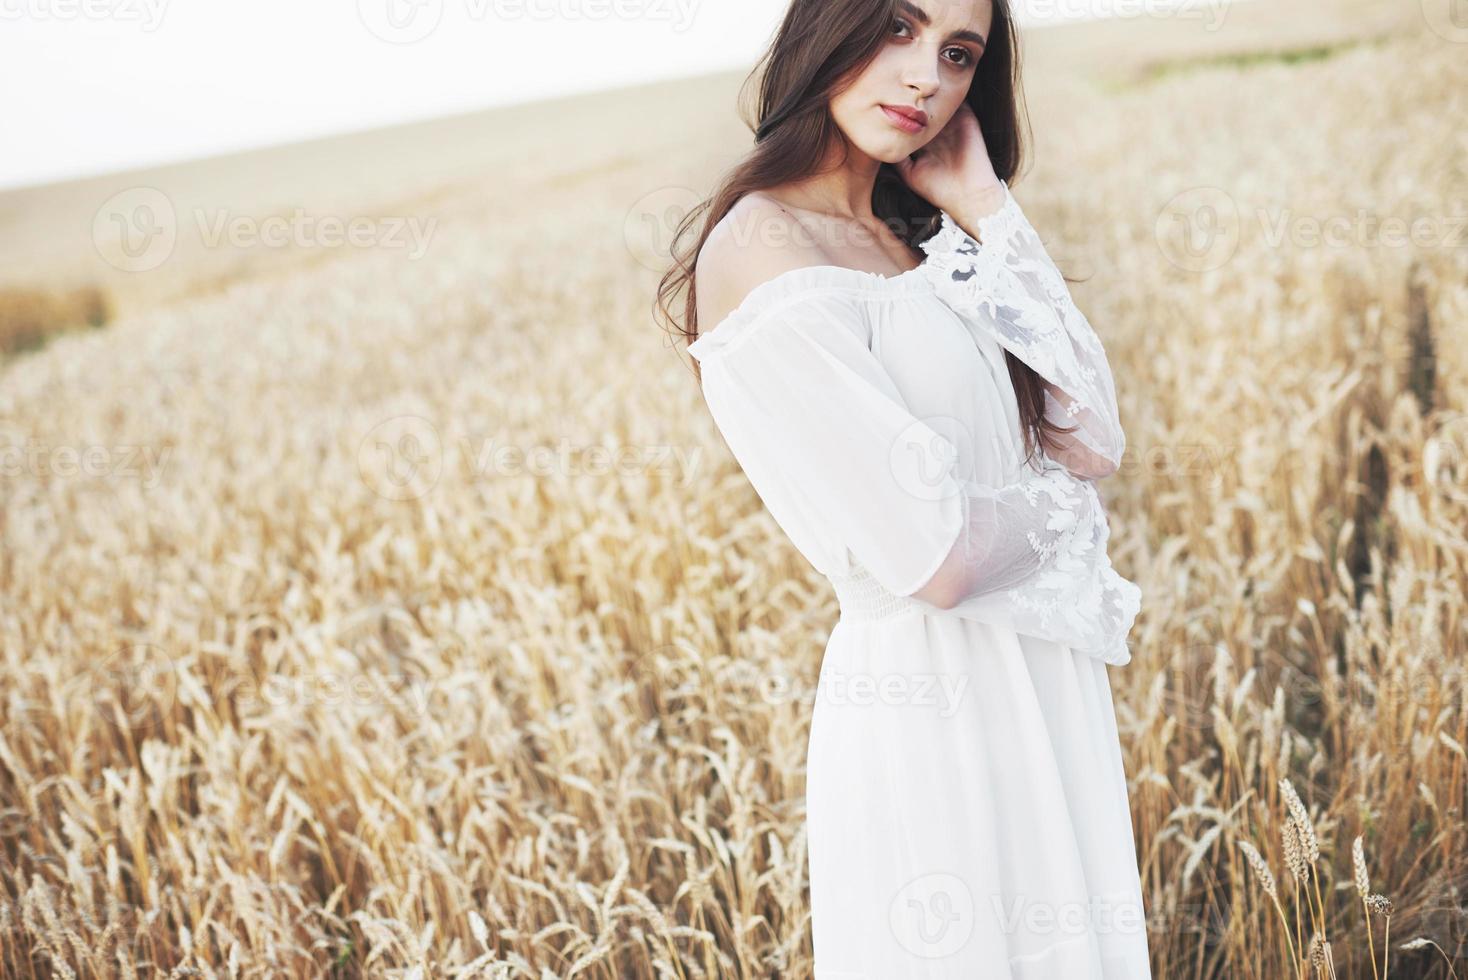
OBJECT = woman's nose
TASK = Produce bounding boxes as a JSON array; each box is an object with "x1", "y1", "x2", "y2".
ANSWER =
[{"x1": 899, "y1": 49, "x2": 941, "y2": 98}]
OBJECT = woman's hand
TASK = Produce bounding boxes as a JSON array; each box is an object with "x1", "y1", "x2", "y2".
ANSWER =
[{"x1": 894, "y1": 101, "x2": 1007, "y2": 236}]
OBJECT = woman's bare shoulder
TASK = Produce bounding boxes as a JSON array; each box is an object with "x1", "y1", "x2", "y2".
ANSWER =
[{"x1": 696, "y1": 192, "x2": 830, "y2": 331}]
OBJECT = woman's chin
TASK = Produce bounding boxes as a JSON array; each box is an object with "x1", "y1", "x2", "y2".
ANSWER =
[{"x1": 857, "y1": 135, "x2": 921, "y2": 165}]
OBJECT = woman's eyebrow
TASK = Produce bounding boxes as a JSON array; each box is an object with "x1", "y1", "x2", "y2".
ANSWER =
[{"x1": 896, "y1": 0, "x2": 988, "y2": 49}]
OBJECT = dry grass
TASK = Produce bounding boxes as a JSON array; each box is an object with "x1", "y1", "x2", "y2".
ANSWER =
[
  {"x1": 1, "y1": 3, "x2": 1465, "y2": 978},
  {"x1": 0, "y1": 285, "x2": 111, "y2": 358}
]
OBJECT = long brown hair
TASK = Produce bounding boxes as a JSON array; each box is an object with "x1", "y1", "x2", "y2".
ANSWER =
[{"x1": 654, "y1": 0, "x2": 1075, "y2": 469}]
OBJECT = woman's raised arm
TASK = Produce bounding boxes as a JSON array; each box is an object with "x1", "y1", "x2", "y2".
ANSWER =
[{"x1": 918, "y1": 181, "x2": 1127, "y2": 481}]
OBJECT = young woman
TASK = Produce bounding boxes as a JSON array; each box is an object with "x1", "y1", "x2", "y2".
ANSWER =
[{"x1": 656, "y1": 0, "x2": 1151, "y2": 975}]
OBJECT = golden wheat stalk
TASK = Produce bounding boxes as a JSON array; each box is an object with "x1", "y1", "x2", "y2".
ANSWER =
[{"x1": 1239, "y1": 838, "x2": 1304, "y2": 980}]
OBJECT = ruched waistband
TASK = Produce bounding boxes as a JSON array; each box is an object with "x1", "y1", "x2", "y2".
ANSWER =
[{"x1": 827, "y1": 562, "x2": 925, "y2": 623}]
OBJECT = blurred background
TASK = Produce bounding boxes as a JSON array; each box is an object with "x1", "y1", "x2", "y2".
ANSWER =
[{"x1": 1, "y1": 0, "x2": 1465, "y2": 976}]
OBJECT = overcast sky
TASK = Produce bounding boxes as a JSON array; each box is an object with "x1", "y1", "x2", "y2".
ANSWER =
[{"x1": 1, "y1": 0, "x2": 1237, "y2": 191}]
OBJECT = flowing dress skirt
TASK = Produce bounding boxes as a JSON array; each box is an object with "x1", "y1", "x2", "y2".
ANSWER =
[{"x1": 806, "y1": 612, "x2": 1153, "y2": 979}]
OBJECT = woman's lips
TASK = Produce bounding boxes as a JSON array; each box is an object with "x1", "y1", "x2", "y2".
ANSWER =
[{"x1": 880, "y1": 104, "x2": 928, "y2": 133}]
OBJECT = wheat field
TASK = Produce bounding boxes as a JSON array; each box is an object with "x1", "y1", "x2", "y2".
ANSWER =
[{"x1": 1, "y1": 1, "x2": 1465, "y2": 977}]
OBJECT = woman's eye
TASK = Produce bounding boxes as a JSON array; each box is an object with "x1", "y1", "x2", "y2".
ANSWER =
[{"x1": 891, "y1": 17, "x2": 974, "y2": 68}]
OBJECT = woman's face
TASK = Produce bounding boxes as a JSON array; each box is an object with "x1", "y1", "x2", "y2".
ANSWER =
[{"x1": 829, "y1": 0, "x2": 993, "y2": 163}]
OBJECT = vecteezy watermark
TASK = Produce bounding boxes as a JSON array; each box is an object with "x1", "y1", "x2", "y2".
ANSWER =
[
  {"x1": 1150, "y1": 640, "x2": 1227, "y2": 737},
  {"x1": 1023, "y1": 0, "x2": 1230, "y2": 31},
  {"x1": 991, "y1": 891, "x2": 1148, "y2": 939},
  {"x1": 237, "y1": 670, "x2": 437, "y2": 715},
  {"x1": 357, "y1": 415, "x2": 444, "y2": 502},
  {"x1": 627, "y1": 641, "x2": 784, "y2": 714},
  {"x1": 356, "y1": 0, "x2": 700, "y2": 44},
  {"x1": 623, "y1": 184, "x2": 703, "y2": 272},
  {"x1": 92, "y1": 187, "x2": 438, "y2": 273},
  {"x1": 891, "y1": 872, "x2": 976, "y2": 959},
  {"x1": 1156, "y1": 186, "x2": 1468, "y2": 272},
  {"x1": 194, "y1": 209, "x2": 436, "y2": 260},
  {"x1": 1254, "y1": 208, "x2": 1468, "y2": 251},
  {"x1": 1419, "y1": 0, "x2": 1468, "y2": 44},
  {"x1": 1117, "y1": 441, "x2": 1241, "y2": 481},
  {"x1": 0, "y1": 436, "x2": 173, "y2": 489},
  {"x1": 1154, "y1": 187, "x2": 1241, "y2": 273},
  {"x1": 79, "y1": 642, "x2": 179, "y2": 734},
  {"x1": 357, "y1": 0, "x2": 444, "y2": 43},
  {"x1": 685, "y1": 194, "x2": 934, "y2": 258},
  {"x1": 622, "y1": 181, "x2": 962, "y2": 275},
  {"x1": 0, "y1": 0, "x2": 169, "y2": 30},
  {"x1": 782, "y1": 668, "x2": 971, "y2": 717},
  {"x1": 356, "y1": 415, "x2": 703, "y2": 501},
  {"x1": 891, "y1": 415, "x2": 983, "y2": 501},
  {"x1": 461, "y1": 436, "x2": 701, "y2": 485},
  {"x1": 1163, "y1": 901, "x2": 1231, "y2": 945},
  {"x1": 93, "y1": 187, "x2": 179, "y2": 273}
]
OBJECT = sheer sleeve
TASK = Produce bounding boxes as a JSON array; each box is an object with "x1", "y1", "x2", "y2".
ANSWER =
[
  {"x1": 690, "y1": 286, "x2": 1141, "y2": 664},
  {"x1": 918, "y1": 181, "x2": 1126, "y2": 480},
  {"x1": 933, "y1": 465, "x2": 1141, "y2": 665}
]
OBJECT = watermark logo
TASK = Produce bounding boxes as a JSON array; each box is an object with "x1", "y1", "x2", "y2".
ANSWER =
[
  {"x1": 92, "y1": 189, "x2": 437, "y2": 271},
  {"x1": 1024, "y1": 0, "x2": 1230, "y2": 31},
  {"x1": 238, "y1": 669, "x2": 437, "y2": 715},
  {"x1": 357, "y1": 0, "x2": 444, "y2": 43},
  {"x1": 1117, "y1": 440, "x2": 1241, "y2": 481},
  {"x1": 355, "y1": 416, "x2": 704, "y2": 501},
  {"x1": 80, "y1": 642, "x2": 178, "y2": 734},
  {"x1": 93, "y1": 187, "x2": 178, "y2": 272},
  {"x1": 1155, "y1": 186, "x2": 1240, "y2": 273},
  {"x1": 1157, "y1": 187, "x2": 1467, "y2": 272},
  {"x1": 194, "y1": 208, "x2": 436, "y2": 258},
  {"x1": 810, "y1": 668, "x2": 970, "y2": 717},
  {"x1": 357, "y1": 415, "x2": 443, "y2": 501},
  {"x1": 1420, "y1": 0, "x2": 1468, "y2": 43},
  {"x1": 890, "y1": 872, "x2": 975, "y2": 958},
  {"x1": 891, "y1": 415, "x2": 979, "y2": 501},
  {"x1": 462, "y1": 435, "x2": 701, "y2": 485},
  {"x1": 0, "y1": 432, "x2": 173, "y2": 490},
  {"x1": 1152, "y1": 641, "x2": 1225, "y2": 736},
  {"x1": 624, "y1": 185, "x2": 702, "y2": 272},
  {"x1": 0, "y1": 0, "x2": 169, "y2": 30},
  {"x1": 992, "y1": 892, "x2": 1149, "y2": 939},
  {"x1": 358, "y1": 0, "x2": 700, "y2": 43}
]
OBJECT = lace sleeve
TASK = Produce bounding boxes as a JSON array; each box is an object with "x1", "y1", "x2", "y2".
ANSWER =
[
  {"x1": 918, "y1": 181, "x2": 1126, "y2": 480},
  {"x1": 928, "y1": 464, "x2": 1142, "y2": 666}
]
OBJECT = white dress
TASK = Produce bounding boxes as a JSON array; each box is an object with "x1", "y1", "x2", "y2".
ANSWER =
[{"x1": 688, "y1": 181, "x2": 1152, "y2": 979}]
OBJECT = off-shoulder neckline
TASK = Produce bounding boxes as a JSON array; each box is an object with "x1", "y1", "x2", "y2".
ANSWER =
[
  {"x1": 689, "y1": 183, "x2": 1021, "y2": 362},
  {"x1": 688, "y1": 259, "x2": 936, "y2": 362}
]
